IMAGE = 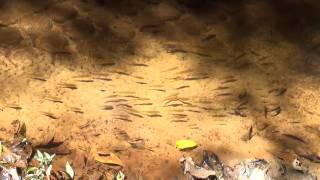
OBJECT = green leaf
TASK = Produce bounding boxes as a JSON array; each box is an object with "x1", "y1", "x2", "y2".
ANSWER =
[
  {"x1": 50, "y1": 154, "x2": 56, "y2": 160},
  {"x1": 26, "y1": 167, "x2": 38, "y2": 174},
  {"x1": 115, "y1": 171, "x2": 125, "y2": 180},
  {"x1": 36, "y1": 150, "x2": 43, "y2": 160},
  {"x1": 65, "y1": 161, "x2": 74, "y2": 179},
  {"x1": 44, "y1": 152, "x2": 51, "y2": 160},
  {"x1": 175, "y1": 139, "x2": 198, "y2": 150},
  {"x1": 46, "y1": 164, "x2": 53, "y2": 176}
]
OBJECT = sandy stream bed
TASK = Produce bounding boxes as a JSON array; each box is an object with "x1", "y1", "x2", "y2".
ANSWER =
[{"x1": 0, "y1": 0, "x2": 320, "y2": 179}]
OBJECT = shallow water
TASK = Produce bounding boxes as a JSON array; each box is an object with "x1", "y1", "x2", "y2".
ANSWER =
[{"x1": 0, "y1": 0, "x2": 320, "y2": 179}]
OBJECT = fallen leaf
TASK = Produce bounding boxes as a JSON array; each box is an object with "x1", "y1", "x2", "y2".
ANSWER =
[
  {"x1": 115, "y1": 171, "x2": 125, "y2": 180},
  {"x1": 93, "y1": 150, "x2": 124, "y2": 167},
  {"x1": 180, "y1": 156, "x2": 215, "y2": 179},
  {"x1": 65, "y1": 161, "x2": 74, "y2": 178},
  {"x1": 176, "y1": 140, "x2": 197, "y2": 150}
]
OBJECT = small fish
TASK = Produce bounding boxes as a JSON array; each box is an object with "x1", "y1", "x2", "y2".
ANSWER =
[
  {"x1": 202, "y1": 34, "x2": 216, "y2": 41},
  {"x1": 136, "y1": 97, "x2": 151, "y2": 100},
  {"x1": 268, "y1": 88, "x2": 279, "y2": 93},
  {"x1": 171, "y1": 119, "x2": 188, "y2": 122},
  {"x1": 201, "y1": 107, "x2": 214, "y2": 111},
  {"x1": 177, "y1": 85, "x2": 190, "y2": 90},
  {"x1": 45, "y1": 98, "x2": 63, "y2": 103},
  {"x1": 116, "y1": 104, "x2": 132, "y2": 108},
  {"x1": 261, "y1": 62, "x2": 274, "y2": 66},
  {"x1": 249, "y1": 50, "x2": 260, "y2": 56},
  {"x1": 150, "y1": 85, "x2": 163, "y2": 88},
  {"x1": 7, "y1": 106, "x2": 22, "y2": 110},
  {"x1": 125, "y1": 108, "x2": 140, "y2": 114},
  {"x1": 222, "y1": 79, "x2": 238, "y2": 84},
  {"x1": 150, "y1": 89, "x2": 166, "y2": 92},
  {"x1": 165, "y1": 45, "x2": 187, "y2": 54},
  {"x1": 98, "y1": 62, "x2": 115, "y2": 66},
  {"x1": 187, "y1": 110, "x2": 201, "y2": 113},
  {"x1": 180, "y1": 100, "x2": 192, "y2": 106},
  {"x1": 223, "y1": 75, "x2": 235, "y2": 79},
  {"x1": 136, "y1": 81, "x2": 147, "y2": 84},
  {"x1": 79, "y1": 123, "x2": 90, "y2": 129},
  {"x1": 177, "y1": 69, "x2": 193, "y2": 74},
  {"x1": 140, "y1": 25, "x2": 161, "y2": 33},
  {"x1": 248, "y1": 126, "x2": 253, "y2": 139},
  {"x1": 282, "y1": 134, "x2": 306, "y2": 144},
  {"x1": 167, "y1": 76, "x2": 184, "y2": 80},
  {"x1": 42, "y1": 112, "x2": 58, "y2": 119},
  {"x1": 115, "y1": 114, "x2": 129, "y2": 118},
  {"x1": 72, "y1": 75, "x2": 91, "y2": 78},
  {"x1": 288, "y1": 121, "x2": 301, "y2": 124},
  {"x1": 113, "y1": 71, "x2": 130, "y2": 76},
  {"x1": 30, "y1": 77, "x2": 46, "y2": 81},
  {"x1": 171, "y1": 114, "x2": 187, "y2": 117},
  {"x1": 218, "y1": 124, "x2": 226, "y2": 126},
  {"x1": 123, "y1": 95, "x2": 140, "y2": 99},
  {"x1": 257, "y1": 56, "x2": 269, "y2": 61},
  {"x1": 105, "y1": 99, "x2": 128, "y2": 103},
  {"x1": 236, "y1": 106, "x2": 247, "y2": 111},
  {"x1": 167, "y1": 103, "x2": 183, "y2": 107},
  {"x1": 232, "y1": 53, "x2": 246, "y2": 61},
  {"x1": 264, "y1": 106, "x2": 268, "y2": 118},
  {"x1": 112, "y1": 146, "x2": 127, "y2": 153},
  {"x1": 163, "y1": 93, "x2": 179, "y2": 102},
  {"x1": 170, "y1": 109, "x2": 184, "y2": 112},
  {"x1": 162, "y1": 66, "x2": 178, "y2": 72},
  {"x1": 76, "y1": 79, "x2": 94, "y2": 82},
  {"x1": 58, "y1": 83, "x2": 77, "y2": 90},
  {"x1": 212, "y1": 114, "x2": 227, "y2": 118},
  {"x1": 94, "y1": 77, "x2": 112, "y2": 81},
  {"x1": 130, "y1": 63, "x2": 148, "y2": 67},
  {"x1": 133, "y1": 75, "x2": 144, "y2": 79},
  {"x1": 128, "y1": 112, "x2": 144, "y2": 118},
  {"x1": 199, "y1": 100, "x2": 212, "y2": 104},
  {"x1": 147, "y1": 114, "x2": 162, "y2": 117},
  {"x1": 191, "y1": 51, "x2": 211, "y2": 57},
  {"x1": 102, "y1": 106, "x2": 114, "y2": 110},
  {"x1": 184, "y1": 76, "x2": 209, "y2": 80},
  {"x1": 143, "y1": 111, "x2": 160, "y2": 114},
  {"x1": 214, "y1": 86, "x2": 230, "y2": 90},
  {"x1": 70, "y1": 108, "x2": 84, "y2": 114},
  {"x1": 114, "y1": 118, "x2": 132, "y2": 122},
  {"x1": 134, "y1": 103, "x2": 153, "y2": 106},
  {"x1": 241, "y1": 125, "x2": 253, "y2": 141},
  {"x1": 118, "y1": 91, "x2": 135, "y2": 94},
  {"x1": 276, "y1": 88, "x2": 287, "y2": 96}
]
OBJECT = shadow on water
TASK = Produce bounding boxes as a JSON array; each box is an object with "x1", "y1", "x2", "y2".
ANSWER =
[{"x1": 0, "y1": 0, "x2": 319, "y2": 175}]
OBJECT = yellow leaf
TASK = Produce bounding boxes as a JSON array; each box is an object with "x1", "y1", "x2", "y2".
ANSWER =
[
  {"x1": 93, "y1": 149, "x2": 124, "y2": 167},
  {"x1": 176, "y1": 139, "x2": 197, "y2": 150}
]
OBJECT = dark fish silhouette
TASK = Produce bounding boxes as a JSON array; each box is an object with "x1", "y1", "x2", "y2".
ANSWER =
[{"x1": 177, "y1": 85, "x2": 190, "y2": 90}]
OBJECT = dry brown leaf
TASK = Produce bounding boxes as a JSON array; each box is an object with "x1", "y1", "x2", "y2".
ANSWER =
[
  {"x1": 92, "y1": 148, "x2": 124, "y2": 167},
  {"x1": 94, "y1": 153, "x2": 124, "y2": 167}
]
